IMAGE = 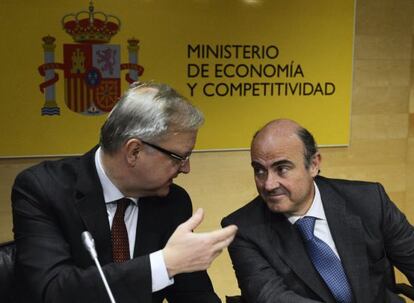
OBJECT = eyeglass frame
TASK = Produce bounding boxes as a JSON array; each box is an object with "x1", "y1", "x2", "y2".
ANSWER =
[{"x1": 141, "y1": 140, "x2": 191, "y2": 165}]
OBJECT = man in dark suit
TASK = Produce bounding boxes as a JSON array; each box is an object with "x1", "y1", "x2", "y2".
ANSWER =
[
  {"x1": 222, "y1": 119, "x2": 414, "y2": 302},
  {"x1": 12, "y1": 81, "x2": 237, "y2": 303}
]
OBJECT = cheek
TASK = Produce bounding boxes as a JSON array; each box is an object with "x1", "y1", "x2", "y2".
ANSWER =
[
  {"x1": 290, "y1": 178, "x2": 312, "y2": 197},
  {"x1": 143, "y1": 167, "x2": 167, "y2": 182},
  {"x1": 279, "y1": 176, "x2": 302, "y2": 195},
  {"x1": 254, "y1": 178, "x2": 265, "y2": 191}
]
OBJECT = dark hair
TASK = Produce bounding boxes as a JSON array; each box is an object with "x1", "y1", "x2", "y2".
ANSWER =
[{"x1": 296, "y1": 127, "x2": 318, "y2": 169}]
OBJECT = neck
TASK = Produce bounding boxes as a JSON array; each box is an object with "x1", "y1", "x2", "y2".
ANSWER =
[
  {"x1": 100, "y1": 150, "x2": 130, "y2": 196},
  {"x1": 292, "y1": 184, "x2": 316, "y2": 217}
]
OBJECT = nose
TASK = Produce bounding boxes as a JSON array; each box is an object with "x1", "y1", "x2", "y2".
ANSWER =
[
  {"x1": 179, "y1": 159, "x2": 191, "y2": 174},
  {"x1": 263, "y1": 171, "x2": 280, "y2": 191}
]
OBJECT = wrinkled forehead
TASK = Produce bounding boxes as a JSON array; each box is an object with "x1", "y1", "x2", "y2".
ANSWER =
[{"x1": 251, "y1": 129, "x2": 304, "y2": 160}]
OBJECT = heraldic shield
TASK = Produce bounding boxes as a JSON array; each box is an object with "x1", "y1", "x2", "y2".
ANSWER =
[
  {"x1": 38, "y1": 2, "x2": 144, "y2": 116},
  {"x1": 63, "y1": 44, "x2": 121, "y2": 114}
]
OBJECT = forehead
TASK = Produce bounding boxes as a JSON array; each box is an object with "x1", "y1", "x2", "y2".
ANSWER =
[{"x1": 251, "y1": 131, "x2": 304, "y2": 164}]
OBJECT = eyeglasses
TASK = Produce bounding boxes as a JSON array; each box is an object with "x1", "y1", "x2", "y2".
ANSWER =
[{"x1": 141, "y1": 140, "x2": 190, "y2": 166}]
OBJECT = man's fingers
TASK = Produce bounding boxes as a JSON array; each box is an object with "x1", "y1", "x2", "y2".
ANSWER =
[
  {"x1": 179, "y1": 208, "x2": 204, "y2": 232},
  {"x1": 206, "y1": 225, "x2": 238, "y2": 243},
  {"x1": 164, "y1": 216, "x2": 237, "y2": 276},
  {"x1": 213, "y1": 234, "x2": 236, "y2": 252}
]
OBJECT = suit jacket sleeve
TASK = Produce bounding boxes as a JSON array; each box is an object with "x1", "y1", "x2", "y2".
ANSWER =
[
  {"x1": 221, "y1": 217, "x2": 322, "y2": 303},
  {"x1": 378, "y1": 183, "x2": 414, "y2": 285},
  {"x1": 166, "y1": 272, "x2": 221, "y2": 303}
]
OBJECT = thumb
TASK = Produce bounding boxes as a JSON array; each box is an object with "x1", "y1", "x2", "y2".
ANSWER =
[{"x1": 180, "y1": 208, "x2": 204, "y2": 232}]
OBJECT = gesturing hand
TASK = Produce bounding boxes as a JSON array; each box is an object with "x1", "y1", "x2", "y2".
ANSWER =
[{"x1": 163, "y1": 208, "x2": 238, "y2": 278}]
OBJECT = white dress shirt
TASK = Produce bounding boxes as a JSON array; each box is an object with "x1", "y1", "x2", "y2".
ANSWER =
[
  {"x1": 287, "y1": 182, "x2": 340, "y2": 258},
  {"x1": 95, "y1": 147, "x2": 173, "y2": 291}
]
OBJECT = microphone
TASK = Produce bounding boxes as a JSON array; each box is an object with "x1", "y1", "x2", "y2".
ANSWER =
[{"x1": 81, "y1": 231, "x2": 117, "y2": 303}]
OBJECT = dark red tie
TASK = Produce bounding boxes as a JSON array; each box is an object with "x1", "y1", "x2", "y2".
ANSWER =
[{"x1": 111, "y1": 198, "x2": 130, "y2": 263}]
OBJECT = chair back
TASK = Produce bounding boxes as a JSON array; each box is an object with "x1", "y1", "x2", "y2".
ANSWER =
[{"x1": 0, "y1": 241, "x2": 16, "y2": 302}]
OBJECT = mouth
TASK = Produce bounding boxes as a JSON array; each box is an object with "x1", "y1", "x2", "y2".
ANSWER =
[
  {"x1": 263, "y1": 189, "x2": 288, "y2": 202},
  {"x1": 266, "y1": 188, "x2": 286, "y2": 196},
  {"x1": 265, "y1": 194, "x2": 285, "y2": 202}
]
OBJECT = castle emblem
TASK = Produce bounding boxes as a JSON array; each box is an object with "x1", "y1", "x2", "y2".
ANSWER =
[{"x1": 38, "y1": 1, "x2": 144, "y2": 115}]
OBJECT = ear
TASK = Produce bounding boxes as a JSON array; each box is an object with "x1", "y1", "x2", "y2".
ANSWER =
[
  {"x1": 309, "y1": 152, "x2": 321, "y2": 177},
  {"x1": 124, "y1": 138, "x2": 143, "y2": 166}
]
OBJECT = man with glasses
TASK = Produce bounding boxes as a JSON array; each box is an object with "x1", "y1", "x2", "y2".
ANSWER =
[{"x1": 12, "y1": 81, "x2": 237, "y2": 303}]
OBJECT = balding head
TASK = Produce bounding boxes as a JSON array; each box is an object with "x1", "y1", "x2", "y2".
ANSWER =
[{"x1": 252, "y1": 119, "x2": 318, "y2": 169}]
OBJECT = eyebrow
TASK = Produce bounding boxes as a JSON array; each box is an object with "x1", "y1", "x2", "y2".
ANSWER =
[
  {"x1": 251, "y1": 159, "x2": 294, "y2": 168},
  {"x1": 272, "y1": 160, "x2": 293, "y2": 167}
]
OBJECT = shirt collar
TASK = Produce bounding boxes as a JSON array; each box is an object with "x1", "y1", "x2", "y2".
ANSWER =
[
  {"x1": 95, "y1": 147, "x2": 138, "y2": 205},
  {"x1": 286, "y1": 181, "x2": 326, "y2": 224}
]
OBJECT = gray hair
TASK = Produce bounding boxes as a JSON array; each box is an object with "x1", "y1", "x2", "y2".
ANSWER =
[{"x1": 100, "y1": 81, "x2": 204, "y2": 154}]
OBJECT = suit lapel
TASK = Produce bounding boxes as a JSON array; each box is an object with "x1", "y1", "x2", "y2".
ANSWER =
[
  {"x1": 317, "y1": 177, "x2": 370, "y2": 303},
  {"x1": 267, "y1": 211, "x2": 335, "y2": 303},
  {"x1": 74, "y1": 147, "x2": 113, "y2": 265}
]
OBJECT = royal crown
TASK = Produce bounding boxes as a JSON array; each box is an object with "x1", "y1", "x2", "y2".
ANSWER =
[{"x1": 61, "y1": 1, "x2": 121, "y2": 44}]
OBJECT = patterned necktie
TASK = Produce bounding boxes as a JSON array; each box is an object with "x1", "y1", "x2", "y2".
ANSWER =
[
  {"x1": 296, "y1": 216, "x2": 353, "y2": 303},
  {"x1": 111, "y1": 198, "x2": 130, "y2": 263}
]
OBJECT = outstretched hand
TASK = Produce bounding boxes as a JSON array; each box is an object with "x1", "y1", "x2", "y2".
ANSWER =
[{"x1": 163, "y1": 208, "x2": 238, "y2": 277}]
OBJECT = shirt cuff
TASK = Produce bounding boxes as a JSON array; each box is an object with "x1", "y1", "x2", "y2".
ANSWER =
[{"x1": 150, "y1": 250, "x2": 174, "y2": 292}]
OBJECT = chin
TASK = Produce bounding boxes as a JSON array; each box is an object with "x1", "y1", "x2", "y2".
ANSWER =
[
  {"x1": 265, "y1": 198, "x2": 291, "y2": 214},
  {"x1": 265, "y1": 200, "x2": 282, "y2": 213},
  {"x1": 155, "y1": 185, "x2": 171, "y2": 197}
]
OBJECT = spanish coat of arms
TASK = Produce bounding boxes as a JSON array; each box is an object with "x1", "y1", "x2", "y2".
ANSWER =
[{"x1": 38, "y1": 1, "x2": 144, "y2": 116}]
